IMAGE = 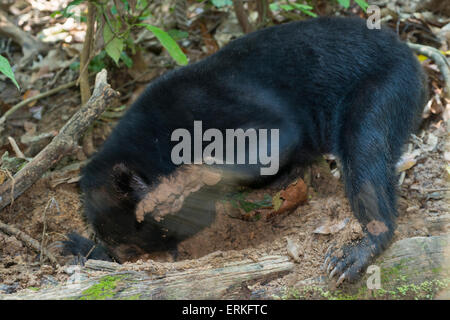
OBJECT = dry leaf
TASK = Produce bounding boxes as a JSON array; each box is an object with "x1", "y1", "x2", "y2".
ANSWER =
[
  {"x1": 396, "y1": 153, "x2": 417, "y2": 172},
  {"x1": 0, "y1": 170, "x2": 7, "y2": 185},
  {"x1": 270, "y1": 179, "x2": 308, "y2": 217},
  {"x1": 200, "y1": 22, "x2": 219, "y2": 55},
  {"x1": 22, "y1": 90, "x2": 40, "y2": 107}
]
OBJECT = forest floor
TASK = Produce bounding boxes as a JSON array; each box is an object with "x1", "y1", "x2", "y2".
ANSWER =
[{"x1": 0, "y1": 0, "x2": 449, "y2": 299}]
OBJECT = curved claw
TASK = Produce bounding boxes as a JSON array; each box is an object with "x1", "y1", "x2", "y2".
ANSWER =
[
  {"x1": 336, "y1": 272, "x2": 347, "y2": 286},
  {"x1": 326, "y1": 255, "x2": 338, "y2": 274},
  {"x1": 329, "y1": 266, "x2": 338, "y2": 279},
  {"x1": 326, "y1": 261, "x2": 334, "y2": 274},
  {"x1": 321, "y1": 236, "x2": 383, "y2": 285}
]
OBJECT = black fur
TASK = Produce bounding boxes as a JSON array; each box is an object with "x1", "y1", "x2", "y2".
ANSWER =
[
  {"x1": 62, "y1": 233, "x2": 112, "y2": 263},
  {"x1": 65, "y1": 17, "x2": 427, "y2": 282}
]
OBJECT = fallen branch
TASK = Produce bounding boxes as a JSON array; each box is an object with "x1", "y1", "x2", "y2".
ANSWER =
[
  {"x1": 407, "y1": 42, "x2": 450, "y2": 99},
  {"x1": 1, "y1": 255, "x2": 294, "y2": 299},
  {"x1": 2, "y1": 233, "x2": 449, "y2": 299},
  {"x1": 0, "y1": 70, "x2": 119, "y2": 210},
  {"x1": 0, "y1": 219, "x2": 58, "y2": 264}
]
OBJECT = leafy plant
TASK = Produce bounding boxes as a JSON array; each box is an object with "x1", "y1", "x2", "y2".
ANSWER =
[
  {"x1": 0, "y1": 55, "x2": 19, "y2": 90},
  {"x1": 51, "y1": 0, "x2": 86, "y2": 21},
  {"x1": 336, "y1": 0, "x2": 369, "y2": 11},
  {"x1": 270, "y1": 0, "x2": 369, "y2": 17},
  {"x1": 53, "y1": 0, "x2": 188, "y2": 67},
  {"x1": 211, "y1": 0, "x2": 233, "y2": 8},
  {"x1": 227, "y1": 192, "x2": 272, "y2": 213},
  {"x1": 89, "y1": 51, "x2": 108, "y2": 72},
  {"x1": 270, "y1": 2, "x2": 317, "y2": 17},
  {"x1": 138, "y1": 24, "x2": 188, "y2": 65}
]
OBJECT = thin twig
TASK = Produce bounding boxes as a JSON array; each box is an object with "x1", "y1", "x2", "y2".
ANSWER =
[
  {"x1": 421, "y1": 187, "x2": 450, "y2": 193},
  {"x1": 40, "y1": 198, "x2": 54, "y2": 264},
  {"x1": 0, "y1": 80, "x2": 78, "y2": 128},
  {"x1": 7, "y1": 136, "x2": 25, "y2": 159},
  {"x1": 0, "y1": 73, "x2": 96, "y2": 131},
  {"x1": 407, "y1": 42, "x2": 450, "y2": 99}
]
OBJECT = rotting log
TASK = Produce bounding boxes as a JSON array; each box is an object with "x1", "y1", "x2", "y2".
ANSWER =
[
  {"x1": 377, "y1": 233, "x2": 450, "y2": 285},
  {"x1": 2, "y1": 235, "x2": 448, "y2": 300},
  {"x1": 0, "y1": 255, "x2": 294, "y2": 300}
]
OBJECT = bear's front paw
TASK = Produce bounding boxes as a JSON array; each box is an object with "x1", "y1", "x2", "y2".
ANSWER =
[{"x1": 322, "y1": 236, "x2": 380, "y2": 285}]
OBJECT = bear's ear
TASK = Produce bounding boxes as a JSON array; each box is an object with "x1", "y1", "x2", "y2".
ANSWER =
[{"x1": 111, "y1": 163, "x2": 149, "y2": 198}]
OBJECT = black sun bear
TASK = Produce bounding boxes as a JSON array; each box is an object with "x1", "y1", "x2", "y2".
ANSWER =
[{"x1": 64, "y1": 16, "x2": 428, "y2": 283}]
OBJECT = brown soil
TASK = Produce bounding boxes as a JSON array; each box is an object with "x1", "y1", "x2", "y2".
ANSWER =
[{"x1": 0, "y1": 113, "x2": 448, "y2": 294}]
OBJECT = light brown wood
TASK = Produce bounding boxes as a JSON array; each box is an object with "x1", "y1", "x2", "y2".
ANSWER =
[
  {"x1": 1, "y1": 255, "x2": 294, "y2": 300},
  {"x1": 0, "y1": 70, "x2": 120, "y2": 210}
]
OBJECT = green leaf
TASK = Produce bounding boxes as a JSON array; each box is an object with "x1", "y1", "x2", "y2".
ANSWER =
[
  {"x1": 69, "y1": 61, "x2": 80, "y2": 71},
  {"x1": 280, "y1": 4, "x2": 295, "y2": 11},
  {"x1": 226, "y1": 192, "x2": 272, "y2": 213},
  {"x1": 0, "y1": 55, "x2": 19, "y2": 90},
  {"x1": 291, "y1": 3, "x2": 314, "y2": 10},
  {"x1": 337, "y1": 0, "x2": 350, "y2": 8},
  {"x1": 89, "y1": 51, "x2": 107, "y2": 73},
  {"x1": 136, "y1": 0, "x2": 148, "y2": 10},
  {"x1": 168, "y1": 29, "x2": 189, "y2": 41},
  {"x1": 126, "y1": 36, "x2": 137, "y2": 55},
  {"x1": 103, "y1": 23, "x2": 124, "y2": 65},
  {"x1": 354, "y1": 0, "x2": 369, "y2": 11},
  {"x1": 300, "y1": 9, "x2": 317, "y2": 17},
  {"x1": 292, "y1": 3, "x2": 317, "y2": 17},
  {"x1": 138, "y1": 24, "x2": 188, "y2": 66},
  {"x1": 211, "y1": 0, "x2": 232, "y2": 8},
  {"x1": 238, "y1": 200, "x2": 259, "y2": 213},
  {"x1": 121, "y1": 0, "x2": 130, "y2": 12},
  {"x1": 61, "y1": 0, "x2": 85, "y2": 17},
  {"x1": 269, "y1": 3, "x2": 279, "y2": 11},
  {"x1": 1, "y1": 151, "x2": 28, "y2": 174},
  {"x1": 120, "y1": 52, "x2": 133, "y2": 68}
]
